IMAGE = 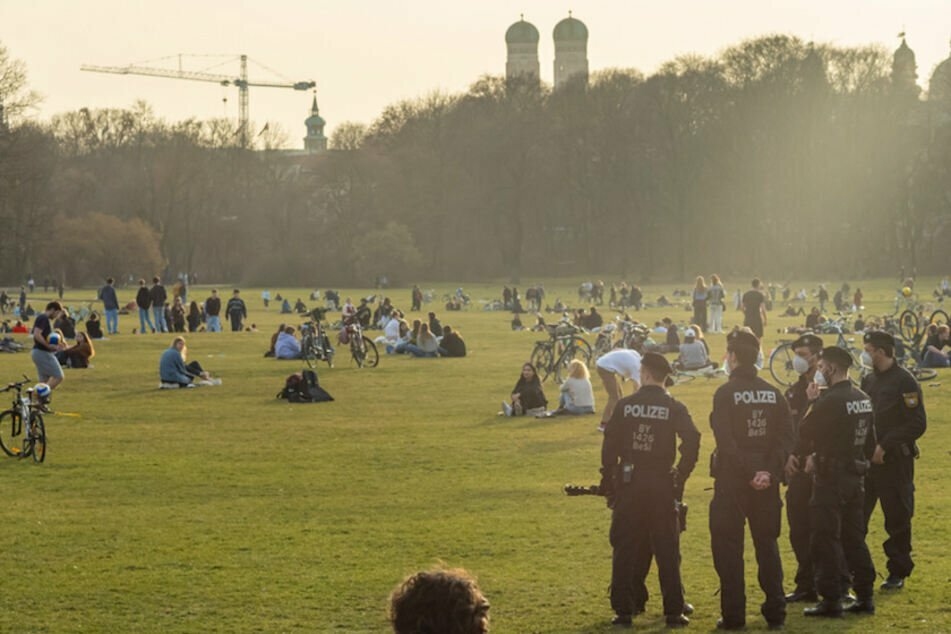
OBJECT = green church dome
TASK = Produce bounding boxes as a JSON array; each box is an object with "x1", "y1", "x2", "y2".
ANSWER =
[
  {"x1": 506, "y1": 18, "x2": 539, "y2": 44},
  {"x1": 553, "y1": 16, "x2": 588, "y2": 42}
]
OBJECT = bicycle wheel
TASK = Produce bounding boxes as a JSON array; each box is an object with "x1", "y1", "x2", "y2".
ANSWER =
[
  {"x1": 0, "y1": 409, "x2": 23, "y2": 457},
  {"x1": 28, "y1": 412, "x2": 45, "y2": 464},
  {"x1": 899, "y1": 310, "x2": 919, "y2": 341},
  {"x1": 554, "y1": 344, "x2": 592, "y2": 383},
  {"x1": 671, "y1": 371, "x2": 696, "y2": 385},
  {"x1": 768, "y1": 343, "x2": 797, "y2": 387},
  {"x1": 571, "y1": 337, "x2": 594, "y2": 365},
  {"x1": 912, "y1": 367, "x2": 938, "y2": 382},
  {"x1": 302, "y1": 336, "x2": 318, "y2": 369},
  {"x1": 929, "y1": 309, "x2": 949, "y2": 328},
  {"x1": 530, "y1": 344, "x2": 554, "y2": 382},
  {"x1": 360, "y1": 337, "x2": 379, "y2": 368},
  {"x1": 350, "y1": 335, "x2": 366, "y2": 367}
]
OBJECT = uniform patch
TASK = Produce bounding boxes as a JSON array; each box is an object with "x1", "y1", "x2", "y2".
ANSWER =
[{"x1": 903, "y1": 392, "x2": 919, "y2": 408}]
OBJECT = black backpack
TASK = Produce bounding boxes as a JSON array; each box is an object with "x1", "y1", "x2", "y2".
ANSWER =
[{"x1": 277, "y1": 369, "x2": 334, "y2": 403}]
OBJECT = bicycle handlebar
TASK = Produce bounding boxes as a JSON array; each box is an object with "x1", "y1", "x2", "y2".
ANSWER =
[{"x1": 3, "y1": 375, "x2": 33, "y2": 392}]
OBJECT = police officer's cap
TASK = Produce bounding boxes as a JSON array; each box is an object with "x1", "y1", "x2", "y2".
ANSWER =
[
  {"x1": 727, "y1": 329, "x2": 760, "y2": 351},
  {"x1": 863, "y1": 330, "x2": 894, "y2": 349},
  {"x1": 820, "y1": 346, "x2": 853, "y2": 369},
  {"x1": 792, "y1": 334, "x2": 823, "y2": 351},
  {"x1": 642, "y1": 351, "x2": 674, "y2": 380}
]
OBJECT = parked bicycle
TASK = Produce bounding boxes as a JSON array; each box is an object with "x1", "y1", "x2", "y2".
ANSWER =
[
  {"x1": 342, "y1": 316, "x2": 378, "y2": 368},
  {"x1": 300, "y1": 308, "x2": 335, "y2": 369},
  {"x1": 593, "y1": 316, "x2": 650, "y2": 360},
  {"x1": 769, "y1": 317, "x2": 862, "y2": 387},
  {"x1": 893, "y1": 307, "x2": 949, "y2": 342},
  {"x1": 531, "y1": 322, "x2": 592, "y2": 383},
  {"x1": 882, "y1": 318, "x2": 941, "y2": 382},
  {"x1": 0, "y1": 377, "x2": 48, "y2": 463}
]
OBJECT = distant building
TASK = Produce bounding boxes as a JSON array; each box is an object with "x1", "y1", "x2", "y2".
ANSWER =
[
  {"x1": 304, "y1": 95, "x2": 327, "y2": 153},
  {"x1": 891, "y1": 35, "x2": 920, "y2": 99},
  {"x1": 505, "y1": 16, "x2": 540, "y2": 82},
  {"x1": 553, "y1": 13, "x2": 589, "y2": 89},
  {"x1": 929, "y1": 39, "x2": 951, "y2": 125}
]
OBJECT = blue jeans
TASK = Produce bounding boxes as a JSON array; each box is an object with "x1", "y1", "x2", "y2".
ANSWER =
[
  {"x1": 206, "y1": 315, "x2": 221, "y2": 332},
  {"x1": 138, "y1": 308, "x2": 155, "y2": 333},
  {"x1": 922, "y1": 350, "x2": 950, "y2": 368},
  {"x1": 559, "y1": 393, "x2": 595, "y2": 415},
  {"x1": 105, "y1": 308, "x2": 119, "y2": 334},
  {"x1": 405, "y1": 344, "x2": 437, "y2": 357},
  {"x1": 152, "y1": 306, "x2": 168, "y2": 333}
]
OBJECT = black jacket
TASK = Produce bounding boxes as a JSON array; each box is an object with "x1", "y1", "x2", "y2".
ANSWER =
[
  {"x1": 136, "y1": 286, "x2": 152, "y2": 309},
  {"x1": 860, "y1": 362, "x2": 926, "y2": 459}
]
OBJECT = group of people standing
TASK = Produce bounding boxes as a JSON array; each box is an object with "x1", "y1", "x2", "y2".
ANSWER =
[
  {"x1": 134, "y1": 279, "x2": 248, "y2": 334},
  {"x1": 599, "y1": 327, "x2": 926, "y2": 629}
]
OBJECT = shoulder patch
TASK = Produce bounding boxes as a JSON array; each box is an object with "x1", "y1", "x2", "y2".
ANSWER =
[{"x1": 903, "y1": 392, "x2": 919, "y2": 408}]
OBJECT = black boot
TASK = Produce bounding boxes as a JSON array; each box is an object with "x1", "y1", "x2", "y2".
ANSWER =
[
  {"x1": 611, "y1": 614, "x2": 632, "y2": 628},
  {"x1": 844, "y1": 597, "x2": 875, "y2": 614},
  {"x1": 784, "y1": 589, "x2": 818, "y2": 603},
  {"x1": 803, "y1": 600, "x2": 843, "y2": 618}
]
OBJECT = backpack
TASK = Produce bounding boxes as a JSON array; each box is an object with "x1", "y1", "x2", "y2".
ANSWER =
[{"x1": 277, "y1": 369, "x2": 334, "y2": 403}]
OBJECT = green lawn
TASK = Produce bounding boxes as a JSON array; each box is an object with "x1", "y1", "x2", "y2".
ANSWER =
[{"x1": 2, "y1": 278, "x2": 947, "y2": 633}]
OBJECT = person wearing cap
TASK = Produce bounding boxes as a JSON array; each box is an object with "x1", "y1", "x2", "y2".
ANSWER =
[
  {"x1": 709, "y1": 330, "x2": 793, "y2": 631},
  {"x1": 594, "y1": 349, "x2": 642, "y2": 432},
  {"x1": 742, "y1": 279, "x2": 768, "y2": 339},
  {"x1": 796, "y1": 346, "x2": 877, "y2": 617},
  {"x1": 782, "y1": 333, "x2": 824, "y2": 604},
  {"x1": 860, "y1": 330, "x2": 926, "y2": 590},
  {"x1": 600, "y1": 352, "x2": 700, "y2": 628},
  {"x1": 675, "y1": 327, "x2": 715, "y2": 371}
]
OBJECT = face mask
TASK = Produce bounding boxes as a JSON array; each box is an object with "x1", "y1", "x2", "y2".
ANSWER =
[
  {"x1": 813, "y1": 370, "x2": 827, "y2": 387},
  {"x1": 861, "y1": 351, "x2": 874, "y2": 368},
  {"x1": 792, "y1": 355, "x2": 810, "y2": 375}
]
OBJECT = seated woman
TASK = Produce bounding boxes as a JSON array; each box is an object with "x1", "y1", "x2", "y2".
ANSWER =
[
  {"x1": 84, "y1": 313, "x2": 103, "y2": 339},
  {"x1": 501, "y1": 363, "x2": 547, "y2": 416},
  {"x1": 675, "y1": 328, "x2": 716, "y2": 371},
  {"x1": 159, "y1": 336, "x2": 219, "y2": 387},
  {"x1": 439, "y1": 325, "x2": 467, "y2": 357},
  {"x1": 556, "y1": 359, "x2": 595, "y2": 415},
  {"x1": 405, "y1": 323, "x2": 439, "y2": 358},
  {"x1": 56, "y1": 313, "x2": 77, "y2": 339},
  {"x1": 294, "y1": 298, "x2": 307, "y2": 314},
  {"x1": 11, "y1": 320, "x2": 28, "y2": 334},
  {"x1": 281, "y1": 298, "x2": 293, "y2": 314},
  {"x1": 56, "y1": 331, "x2": 95, "y2": 368},
  {"x1": 274, "y1": 326, "x2": 302, "y2": 359},
  {"x1": 264, "y1": 323, "x2": 285, "y2": 358}
]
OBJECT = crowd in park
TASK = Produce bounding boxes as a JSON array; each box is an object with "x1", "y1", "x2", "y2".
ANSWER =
[{"x1": 2, "y1": 269, "x2": 946, "y2": 631}]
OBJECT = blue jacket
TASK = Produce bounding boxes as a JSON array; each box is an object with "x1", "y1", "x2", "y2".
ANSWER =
[{"x1": 160, "y1": 347, "x2": 191, "y2": 384}]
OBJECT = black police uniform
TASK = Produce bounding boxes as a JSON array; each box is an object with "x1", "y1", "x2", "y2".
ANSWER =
[
  {"x1": 798, "y1": 380, "x2": 877, "y2": 607},
  {"x1": 861, "y1": 360, "x2": 926, "y2": 580},
  {"x1": 784, "y1": 372, "x2": 817, "y2": 599},
  {"x1": 709, "y1": 365, "x2": 794, "y2": 628},
  {"x1": 602, "y1": 384, "x2": 700, "y2": 621}
]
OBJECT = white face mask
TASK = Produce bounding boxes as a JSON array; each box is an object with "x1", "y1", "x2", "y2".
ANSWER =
[
  {"x1": 792, "y1": 355, "x2": 811, "y2": 375},
  {"x1": 813, "y1": 370, "x2": 827, "y2": 387},
  {"x1": 861, "y1": 351, "x2": 874, "y2": 368}
]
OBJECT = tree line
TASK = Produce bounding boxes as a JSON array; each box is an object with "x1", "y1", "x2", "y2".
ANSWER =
[{"x1": 1, "y1": 35, "x2": 949, "y2": 287}]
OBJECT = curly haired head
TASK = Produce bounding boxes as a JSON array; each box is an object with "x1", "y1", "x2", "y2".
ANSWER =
[{"x1": 389, "y1": 568, "x2": 490, "y2": 634}]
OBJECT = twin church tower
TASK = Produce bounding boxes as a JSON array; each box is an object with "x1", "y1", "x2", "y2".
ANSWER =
[{"x1": 505, "y1": 13, "x2": 589, "y2": 88}]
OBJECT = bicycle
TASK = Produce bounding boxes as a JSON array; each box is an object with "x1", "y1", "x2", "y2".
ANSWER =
[
  {"x1": 768, "y1": 317, "x2": 862, "y2": 387},
  {"x1": 671, "y1": 364, "x2": 727, "y2": 385},
  {"x1": 894, "y1": 308, "x2": 949, "y2": 342},
  {"x1": 593, "y1": 316, "x2": 649, "y2": 361},
  {"x1": 342, "y1": 317, "x2": 378, "y2": 368},
  {"x1": 0, "y1": 377, "x2": 47, "y2": 463},
  {"x1": 300, "y1": 308, "x2": 335, "y2": 369},
  {"x1": 883, "y1": 321, "x2": 941, "y2": 383},
  {"x1": 531, "y1": 322, "x2": 592, "y2": 383}
]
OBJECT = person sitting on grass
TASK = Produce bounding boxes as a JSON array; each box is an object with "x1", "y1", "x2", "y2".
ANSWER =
[
  {"x1": 922, "y1": 324, "x2": 950, "y2": 368},
  {"x1": 84, "y1": 312, "x2": 103, "y2": 340},
  {"x1": 501, "y1": 362, "x2": 547, "y2": 416},
  {"x1": 555, "y1": 359, "x2": 595, "y2": 415},
  {"x1": 675, "y1": 327, "x2": 717, "y2": 371},
  {"x1": 265, "y1": 323, "x2": 285, "y2": 358},
  {"x1": 159, "y1": 336, "x2": 220, "y2": 387},
  {"x1": 389, "y1": 567, "x2": 490, "y2": 634},
  {"x1": 405, "y1": 323, "x2": 440, "y2": 358},
  {"x1": 439, "y1": 324, "x2": 467, "y2": 357},
  {"x1": 56, "y1": 331, "x2": 95, "y2": 368},
  {"x1": 12, "y1": 320, "x2": 28, "y2": 334},
  {"x1": 275, "y1": 326, "x2": 302, "y2": 360}
]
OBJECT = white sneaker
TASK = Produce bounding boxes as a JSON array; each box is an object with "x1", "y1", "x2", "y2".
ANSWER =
[
  {"x1": 597, "y1": 423, "x2": 606, "y2": 433},
  {"x1": 502, "y1": 402, "x2": 513, "y2": 417}
]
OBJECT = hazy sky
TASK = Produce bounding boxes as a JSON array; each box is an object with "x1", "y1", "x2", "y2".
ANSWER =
[{"x1": 3, "y1": 1, "x2": 950, "y2": 148}]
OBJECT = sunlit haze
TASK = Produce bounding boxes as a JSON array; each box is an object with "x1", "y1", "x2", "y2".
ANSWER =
[{"x1": 3, "y1": 0, "x2": 950, "y2": 148}]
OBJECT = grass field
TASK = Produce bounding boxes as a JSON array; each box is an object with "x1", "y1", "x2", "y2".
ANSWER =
[{"x1": 1, "y1": 277, "x2": 948, "y2": 633}]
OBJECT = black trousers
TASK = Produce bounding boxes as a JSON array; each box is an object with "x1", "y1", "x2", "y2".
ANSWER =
[
  {"x1": 610, "y1": 472, "x2": 684, "y2": 617},
  {"x1": 810, "y1": 473, "x2": 876, "y2": 601},
  {"x1": 710, "y1": 480, "x2": 785, "y2": 626},
  {"x1": 864, "y1": 457, "x2": 916, "y2": 578},
  {"x1": 229, "y1": 312, "x2": 243, "y2": 332},
  {"x1": 785, "y1": 471, "x2": 814, "y2": 593}
]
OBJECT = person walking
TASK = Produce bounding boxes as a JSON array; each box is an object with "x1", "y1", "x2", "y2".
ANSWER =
[
  {"x1": 99, "y1": 277, "x2": 120, "y2": 335},
  {"x1": 708, "y1": 330, "x2": 793, "y2": 631},
  {"x1": 135, "y1": 279, "x2": 155, "y2": 334},
  {"x1": 742, "y1": 278, "x2": 767, "y2": 339},
  {"x1": 30, "y1": 301, "x2": 66, "y2": 394},
  {"x1": 601, "y1": 352, "x2": 700, "y2": 628},
  {"x1": 797, "y1": 347, "x2": 877, "y2": 617},
  {"x1": 204, "y1": 289, "x2": 222, "y2": 333},
  {"x1": 226, "y1": 289, "x2": 247, "y2": 332},
  {"x1": 861, "y1": 331, "x2": 926, "y2": 590}
]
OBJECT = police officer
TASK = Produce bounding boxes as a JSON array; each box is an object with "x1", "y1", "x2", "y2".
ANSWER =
[
  {"x1": 861, "y1": 331, "x2": 926, "y2": 590},
  {"x1": 601, "y1": 352, "x2": 700, "y2": 628},
  {"x1": 709, "y1": 330, "x2": 793, "y2": 630},
  {"x1": 783, "y1": 334, "x2": 823, "y2": 603},
  {"x1": 798, "y1": 347, "x2": 877, "y2": 617}
]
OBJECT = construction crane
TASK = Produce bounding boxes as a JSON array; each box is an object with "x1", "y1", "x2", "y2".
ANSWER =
[{"x1": 81, "y1": 54, "x2": 315, "y2": 146}]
